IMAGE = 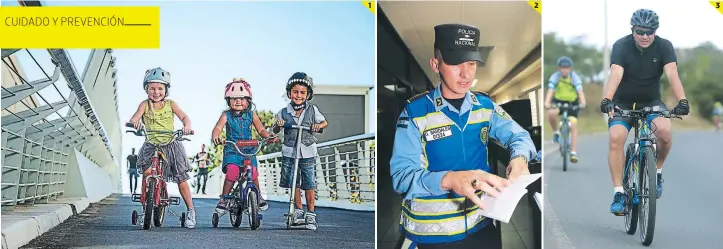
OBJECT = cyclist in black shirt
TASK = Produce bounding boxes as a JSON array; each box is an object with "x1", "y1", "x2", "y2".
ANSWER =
[
  {"x1": 600, "y1": 9, "x2": 690, "y2": 215},
  {"x1": 127, "y1": 148, "x2": 140, "y2": 194}
]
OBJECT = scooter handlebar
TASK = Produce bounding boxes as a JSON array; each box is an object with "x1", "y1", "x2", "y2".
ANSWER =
[{"x1": 281, "y1": 122, "x2": 324, "y2": 133}]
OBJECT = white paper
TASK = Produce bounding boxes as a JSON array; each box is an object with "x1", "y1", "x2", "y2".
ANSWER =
[{"x1": 477, "y1": 173, "x2": 541, "y2": 223}]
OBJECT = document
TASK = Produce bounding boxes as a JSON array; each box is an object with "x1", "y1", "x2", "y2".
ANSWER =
[{"x1": 477, "y1": 173, "x2": 541, "y2": 223}]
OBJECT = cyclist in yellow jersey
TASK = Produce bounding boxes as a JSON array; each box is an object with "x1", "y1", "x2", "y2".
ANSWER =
[{"x1": 544, "y1": 56, "x2": 587, "y2": 163}]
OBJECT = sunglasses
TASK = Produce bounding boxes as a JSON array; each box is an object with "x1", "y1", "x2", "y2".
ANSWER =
[{"x1": 633, "y1": 29, "x2": 655, "y2": 36}]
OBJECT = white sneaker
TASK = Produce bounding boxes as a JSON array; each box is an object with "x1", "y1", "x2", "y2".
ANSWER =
[
  {"x1": 186, "y1": 208, "x2": 196, "y2": 229},
  {"x1": 215, "y1": 199, "x2": 228, "y2": 215},
  {"x1": 293, "y1": 209, "x2": 305, "y2": 224},
  {"x1": 305, "y1": 212, "x2": 317, "y2": 230}
]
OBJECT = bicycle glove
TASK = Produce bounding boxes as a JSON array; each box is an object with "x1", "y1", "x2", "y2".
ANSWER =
[
  {"x1": 672, "y1": 99, "x2": 690, "y2": 115},
  {"x1": 600, "y1": 98, "x2": 615, "y2": 113}
]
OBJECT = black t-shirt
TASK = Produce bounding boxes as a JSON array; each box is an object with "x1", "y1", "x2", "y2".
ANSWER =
[
  {"x1": 127, "y1": 155, "x2": 138, "y2": 169},
  {"x1": 610, "y1": 34, "x2": 677, "y2": 102},
  {"x1": 444, "y1": 97, "x2": 465, "y2": 111}
]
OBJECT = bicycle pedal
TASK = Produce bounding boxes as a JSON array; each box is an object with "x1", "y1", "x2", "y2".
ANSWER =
[
  {"x1": 222, "y1": 195, "x2": 234, "y2": 199},
  {"x1": 131, "y1": 194, "x2": 141, "y2": 202},
  {"x1": 169, "y1": 197, "x2": 181, "y2": 205}
]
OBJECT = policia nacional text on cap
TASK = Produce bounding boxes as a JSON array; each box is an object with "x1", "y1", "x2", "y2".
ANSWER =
[{"x1": 390, "y1": 23, "x2": 537, "y2": 249}]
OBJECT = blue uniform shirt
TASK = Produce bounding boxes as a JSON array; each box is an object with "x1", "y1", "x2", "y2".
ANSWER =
[{"x1": 390, "y1": 85, "x2": 537, "y2": 201}]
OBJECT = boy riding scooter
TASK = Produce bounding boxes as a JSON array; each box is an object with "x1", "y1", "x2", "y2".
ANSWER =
[{"x1": 272, "y1": 72, "x2": 328, "y2": 231}]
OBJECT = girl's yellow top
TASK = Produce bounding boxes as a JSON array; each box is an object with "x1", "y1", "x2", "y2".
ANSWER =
[{"x1": 142, "y1": 99, "x2": 175, "y2": 145}]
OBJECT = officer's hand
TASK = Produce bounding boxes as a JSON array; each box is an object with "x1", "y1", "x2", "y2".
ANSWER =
[
  {"x1": 441, "y1": 170, "x2": 510, "y2": 210},
  {"x1": 506, "y1": 158, "x2": 530, "y2": 183},
  {"x1": 600, "y1": 98, "x2": 615, "y2": 116},
  {"x1": 672, "y1": 99, "x2": 690, "y2": 115}
]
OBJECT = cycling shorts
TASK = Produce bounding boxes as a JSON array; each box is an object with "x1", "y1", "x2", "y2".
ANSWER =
[
  {"x1": 608, "y1": 99, "x2": 666, "y2": 131},
  {"x1": 552, "y1": 98, "x2": 579, "y2": 118}
]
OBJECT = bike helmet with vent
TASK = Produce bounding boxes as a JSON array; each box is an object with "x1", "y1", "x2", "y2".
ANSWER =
[
  {"x1": 286, "y1": 72, "x2": 314, "y2": 100},
  {"x1": 631, "y1": 9, "x2": 659, "y2": 30},
  {"x1": 143, "y1": 67, "x2": 171, "y2": 89},
  {"x1": 557, "y1": 56, "x2": 573, "y2": 67},
  {"x1": 225, "y1": 78, "x2": 252, "y2": 99}
]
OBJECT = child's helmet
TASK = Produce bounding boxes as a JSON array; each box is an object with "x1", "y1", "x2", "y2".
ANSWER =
[
  {"x1": 286, "y1": 72, "x2": 314, "y2": 100},
  {"x1": 225, "y1": 78, "x2": 252, "y2": 99},
  {"x1": 143, "y1": 67, "x2": 171, "y2": 89}
]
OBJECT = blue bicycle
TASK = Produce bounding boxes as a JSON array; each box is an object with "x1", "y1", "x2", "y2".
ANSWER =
[
  {"x1": 616, "y1": 106, "x2": 681, "y2": 246},
  {"x1": 211, "y1": 136, "x2": 278, "y2": 230}
]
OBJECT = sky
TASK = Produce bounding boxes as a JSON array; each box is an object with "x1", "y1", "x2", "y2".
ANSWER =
[
  {"x1": 544, "y1": 0, "x2": 723, "y2": 49},
  {"x1": 1, "y1": 1, "x2": 376, "y2": 194}
]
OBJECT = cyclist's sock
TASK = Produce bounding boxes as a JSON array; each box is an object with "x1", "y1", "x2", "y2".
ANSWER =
[
  {"x1": 614, "y1": 186, "x2": 624, "y2": 194},
  {"x1": 657, "y1": 168, "x2": 662, "y2": 174}
]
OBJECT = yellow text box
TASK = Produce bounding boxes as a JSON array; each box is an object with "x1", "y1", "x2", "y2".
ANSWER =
[
  {"x1": 0, "y1": 6, "x2": 160, "y2": 49},
  {"x1": 528, "y1": 1, "x2": 541, "y2": 14},
  {"x1": 711, "y1": 2, "x2": 723, "y2": 14},
  {"x1": 362, "y1": 1, "x2": 376, "y2": 15}
]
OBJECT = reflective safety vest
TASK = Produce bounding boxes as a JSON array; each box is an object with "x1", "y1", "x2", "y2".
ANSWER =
[{"x1": 399, "y1": 89, "x2": 495, "y2": 244}]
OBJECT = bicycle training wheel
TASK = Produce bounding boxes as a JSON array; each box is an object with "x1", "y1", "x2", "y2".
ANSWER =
[{"x1": 639, "y1": 146, "x2": 657, "y2": 246}]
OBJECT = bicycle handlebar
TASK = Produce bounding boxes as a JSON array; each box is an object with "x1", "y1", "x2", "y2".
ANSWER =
[
  {"x1": 550, "y1": 102, "x2": 580, "y2": 111},
  {"x1": 124, "y1": 123, "x2": 193, "y2": 143},
  {"x1": 613, "y1": 108, "x2": 683, "y2": 120},
  {"x1": 224, "y1": 136, "x2": 280, "y2": 157}
]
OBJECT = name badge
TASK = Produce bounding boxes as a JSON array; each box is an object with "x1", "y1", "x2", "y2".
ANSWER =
[{"x1": 424, "y1": 126, "x2": 453, "y2": 141}]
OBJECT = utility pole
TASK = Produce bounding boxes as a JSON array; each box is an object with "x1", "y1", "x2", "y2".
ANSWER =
[{"x1": 602, "y1": 0, "x2": 610, "y2": 122}]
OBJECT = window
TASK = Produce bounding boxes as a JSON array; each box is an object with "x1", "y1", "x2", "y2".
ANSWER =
[{"x1": 519, "y1": 85, "x2": 543, "y2": 127}]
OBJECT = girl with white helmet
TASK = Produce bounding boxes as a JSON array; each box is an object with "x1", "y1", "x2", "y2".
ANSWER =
[
  {"x1": 211, "y1": 78, "x2": 276, "y2": 214},
  {"x1": 128, "y1": 67, "x2": 197, "y2": 228}
]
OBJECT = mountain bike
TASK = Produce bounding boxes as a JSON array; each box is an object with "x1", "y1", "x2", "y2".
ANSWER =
[
  {"x1": 126, "y1": 123, "x2": 192, "y2": 230},
  {"x1": 551, "y1": 102, "x2": 579, "y2": 171},
  {"x1": 616, "y1": 107, "x2": 681, "y2": 246},
  {"x1": 212, "y1": 136, "x2": 279, "y2": 230},
  {"x1": 279, "y1": 122, "x2": 322, "y2": 229}
]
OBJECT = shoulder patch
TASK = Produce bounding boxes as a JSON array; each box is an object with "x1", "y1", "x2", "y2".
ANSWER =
[
  {"x1": 471, "y1": 90, "x2": 489, "y2": 97},
  {"x1": 407, "y1": 91, "x2": 429, "y2": 103}
]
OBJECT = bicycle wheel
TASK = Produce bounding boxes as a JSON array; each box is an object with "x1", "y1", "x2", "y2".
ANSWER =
[
  {"x1": 623, "y1": 143, "x2": 638, "y2": 235},
  {"x1": 639, "y1": 146, "x2": 657, "y2": 246},
  {"x1": 560, "y1": 122, "x2": 569, "y2": 171},
  {"x1": 248, "y1": 190, "x2": 260, "y2": 230},
  {"x1": 143, "y1": 178, "x2": 156, "y2": 230},
  {"x1": 153, "y1": 184, "x2": 167, "y2": 227}
]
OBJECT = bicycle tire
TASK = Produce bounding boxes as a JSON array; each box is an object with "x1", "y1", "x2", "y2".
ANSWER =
[
  {"x1": 639, "y1": 146, "x2": 657, "y2": 246},
  {"x1": 248, "y1": 190, "x2": 260, "y2": 230},
  {"x1": 623, "y1": 143, "x2": 638, "y2": 235},
  {"x1": 561, "y1": 123, "x2": 569, "y2": 171},
  {"x1": 153, "y1": 184, "x2": 167, "y2": 227},
  {"x1": 143, "y1": 178, "x2": 155, "y2": 230}
]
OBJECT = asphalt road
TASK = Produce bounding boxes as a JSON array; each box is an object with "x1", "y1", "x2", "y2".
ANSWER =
[
  {"x1": 22, "y1": 195, "x2": 374, "y2": 249},
  {"x1": 544, "y1": 130, "x2": 723, "y2": 248}
]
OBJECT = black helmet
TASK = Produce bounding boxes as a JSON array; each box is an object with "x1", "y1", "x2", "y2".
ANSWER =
[
  {"x1": 286, "y1": 72, "x2": 314, "y2": 100},
  {"x1": 630, "y1": 9, "x2": 659, "y2": 30},
  {"x1": 557, "y1": 56, "x2": 573, "y2": 67}
]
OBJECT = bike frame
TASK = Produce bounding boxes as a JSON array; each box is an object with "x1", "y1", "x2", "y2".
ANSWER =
[{"x1": 222, "y1": 139, "x2": 275, "y2": 213}]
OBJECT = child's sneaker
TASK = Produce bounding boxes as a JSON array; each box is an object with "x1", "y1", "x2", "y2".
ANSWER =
[
  {"x1": 293, "y1": 209, "x2": 305, "y2": 224},
  {"x1": 259, "y1": 196, "x2": 268, "y2": 211},
  {"x1": 305, "y1": 212, "x2": 317, "y2": 230},
  {"x1": 186, "y1": 208, "x2": 196, "y2": 229},
  {"x1": 215, "y1": 199, "x2": 228, "y2": 215}
]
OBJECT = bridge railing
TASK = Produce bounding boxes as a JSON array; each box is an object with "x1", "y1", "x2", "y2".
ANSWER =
[
  {"x1": 1, "y1": 48, "x2": 118, "y2": 209},
  {"x1": 203, "y1": 133, "x2": 376, "y2": 211}
]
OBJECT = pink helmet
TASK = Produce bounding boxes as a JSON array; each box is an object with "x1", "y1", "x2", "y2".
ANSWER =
[{"x1": 224, "y1": 78, "x2": 252, "y2": 99}]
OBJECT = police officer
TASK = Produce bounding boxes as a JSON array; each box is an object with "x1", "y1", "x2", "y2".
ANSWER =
[{"x1": 390, "y1": 23, "x2": 537, "y2": 249}]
